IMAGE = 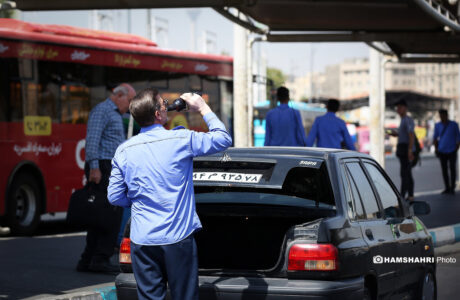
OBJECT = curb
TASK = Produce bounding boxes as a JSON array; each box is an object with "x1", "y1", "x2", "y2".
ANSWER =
[
  {"x1": 37, "y1": 285, "x2": 116, "y2": 300},
  {"x1": 429, "y1": 223, "x2": 460, "y2": 248}
]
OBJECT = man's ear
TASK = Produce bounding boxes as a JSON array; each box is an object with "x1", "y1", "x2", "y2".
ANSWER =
[{"x1": 154, "y1": 110, "x2": 161, "y2": 120}]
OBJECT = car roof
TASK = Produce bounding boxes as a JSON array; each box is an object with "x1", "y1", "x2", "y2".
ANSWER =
[
  {"x1": 193, "y1": 147, "x2": 362, "y2": 189},
  {"x1": 196, "y1": 146, "x2": 347, "y2": 160}
]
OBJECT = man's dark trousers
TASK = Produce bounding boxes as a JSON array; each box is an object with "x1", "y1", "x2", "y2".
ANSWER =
[
  {"x1": 438, "y1": 151, "x2": 457, "y2": 192},
  {"x1": 81, "y1": 160, "x2": 122, "y2": 265},
  {"x1": 131, "y1": 235, "x2": 199, "y2": 300},
  {"x1": 396, "y1": 143, "x2": 414, "y2": 199}
]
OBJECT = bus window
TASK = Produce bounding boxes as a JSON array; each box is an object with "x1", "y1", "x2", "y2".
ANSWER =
[
  {"x1": 203, "y1": 77, "x2": 219, "y2": 116},
  {"x1": 9, "y1": 81, "x2": 22, "y2": 122},
  {"x1": 168, "y1": 75, "x2": 188, "y2": 91},
  {"x1": 60, "y1": 85, "x2": 90, "y2": 124},
  {"x1": 189, "y1": 75, "x2": 202, "y2": 91}
]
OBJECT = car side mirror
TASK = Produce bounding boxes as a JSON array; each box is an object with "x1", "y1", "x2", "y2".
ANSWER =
[{"x1": 410, "y1": 201, "x2": 430, "y2": 216}]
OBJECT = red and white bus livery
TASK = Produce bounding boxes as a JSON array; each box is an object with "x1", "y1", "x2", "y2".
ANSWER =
[{"x1": 0, "y1": 18, "x2": 233, "y2": 234}]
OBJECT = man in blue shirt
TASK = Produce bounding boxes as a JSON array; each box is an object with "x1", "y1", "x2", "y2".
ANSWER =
[
  {"x1": 108, "y1": 89, "x2": 232, "y2": 300},
  {"x1": 264, "y1": 87, "x2": 307, "y2": 146},
  {"x1": 433, "y1": 109, "x2": 460, "y2": 194},
  {"x1": 77, "y1": 83, "x2": 136, "y2": 274},
  {"x1": 306, "y1": 99, "x2": 356, "y2": 150}
]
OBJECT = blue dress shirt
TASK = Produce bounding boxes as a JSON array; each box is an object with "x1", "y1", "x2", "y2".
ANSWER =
[
  {"x1": 108, "y1": 112, "x2": 232, "y2": 245},
  {"x1": 306, "y1": 112, "x2": 356, "y2": 150},
  {"x1": 264, "y1": 104, "x2": 307, "y2": 146},
  {"x1": 433, "y1": 120, "x2": 460, "y2": 154},
  {"x1": 85, "y1": 98, "x2": 125, "y2": 169}
]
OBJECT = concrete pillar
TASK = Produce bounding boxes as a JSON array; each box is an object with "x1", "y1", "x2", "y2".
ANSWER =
[
  {"x1": 247, "y1": 37, "x2": 254, "y2": 146},
  {"x1": 369, "y1": 48, "x2": 385, "y2": 167},
  {"x1": 233, "y1": 23, "x2": 249, "y2": 147}
]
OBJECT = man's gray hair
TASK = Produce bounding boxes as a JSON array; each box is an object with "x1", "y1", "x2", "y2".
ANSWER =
[{"x1": 113, "y1": 85, "x2": 130, "y2": 96}]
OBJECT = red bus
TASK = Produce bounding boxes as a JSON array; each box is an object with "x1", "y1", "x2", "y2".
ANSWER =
[{"x1": 0, "y1": 18, "x2": 233, "y2": 234}]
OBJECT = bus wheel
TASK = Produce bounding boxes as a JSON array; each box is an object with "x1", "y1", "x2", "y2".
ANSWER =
[{"x1": 7, "y1": 173, "x2": 42, "y2": 235}]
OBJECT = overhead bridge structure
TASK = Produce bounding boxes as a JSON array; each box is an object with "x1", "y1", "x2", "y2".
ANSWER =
[{"x1": 7, "y1": 0, "x2": 460, "y2": 62}]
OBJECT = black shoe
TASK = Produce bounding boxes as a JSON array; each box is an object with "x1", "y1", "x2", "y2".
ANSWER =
[
  {"x1": 76, "y1": 260, "x2": 90, "y2": 272},
  {"x1": 441, "y1": 189, "x2": 450, "y2": 195},
  {"x1": 449, "y1": 189, "x2": 456, "y2": 195},
  {"x1": 88, "y1": 260, "x2": 119, "y2": 274}
]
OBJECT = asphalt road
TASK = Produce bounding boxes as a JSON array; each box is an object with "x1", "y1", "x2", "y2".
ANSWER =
[
  {"x1": 385, "y1": 154, "x2": 460, "y2": 228},
  {"x1": 0, "y1": 221, "x2": 116, "y2": 300},
  {"x1": 0, "y1": 230, "x2": 459, "y2": 300},
  {"x1": 436, "y1": 251, "x2": 460, "y2": 300},
  {"x1": 384, "y1": 154, "x2": 451, "y2": 195}
]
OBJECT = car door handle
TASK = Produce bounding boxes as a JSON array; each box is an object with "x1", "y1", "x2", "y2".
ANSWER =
[{"x1": 365, "y1": 228, "x2": 374, "y2": 240}]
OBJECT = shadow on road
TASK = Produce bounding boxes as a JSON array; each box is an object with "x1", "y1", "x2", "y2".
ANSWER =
[
  {"x1": 417, "y1": 191, "x2": 460, "y2": 229},
  {"x1": 0, "y1": 221, "x2": 116, "y2": 300}
]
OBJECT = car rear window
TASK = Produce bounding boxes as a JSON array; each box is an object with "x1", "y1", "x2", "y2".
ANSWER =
[{"x1": 195, "y1": 164, "x2": 335, "y2": 209}]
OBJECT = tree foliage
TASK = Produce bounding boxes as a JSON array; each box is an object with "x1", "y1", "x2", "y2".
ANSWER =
[
  {"x1": 267, "y1": 67, "x2": 286, "y2": 88},
  {"x1": 266, "y1": 67, "x2": 287, "y2": 100},
  {"x1": 0, "y1": 1, "x2": 15, "y2": 18}
]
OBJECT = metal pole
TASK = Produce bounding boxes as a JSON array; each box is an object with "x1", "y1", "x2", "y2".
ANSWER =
[
  {"x1": 233, "y1": 23, "x2": 249, "y2": 147},
  {"x1": 247, "y1": 37, "x2": 254, "y2": 146},
  {"x1": 369, "y1": 48, "x2": 385, "y2": 167},
  {"x1": 127, "y1": 10, "x2": 132, "y2": 34},
  {"x1": 310, "y1": 45, "x2": 315, "y2": 103},
  {"x1": 128, "y1": 115, "x2": 134, "y2": 139},
  {"x1": 147, "y1": 9, "x2": 152, "y2": 40}
]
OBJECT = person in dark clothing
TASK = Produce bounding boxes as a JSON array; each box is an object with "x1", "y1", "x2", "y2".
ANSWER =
[
  {"x1": 433, "y1": 109, "x2": 460, "y2": 194},
  {"x1": 77, "y1": 83, "x2": 136, "y2": 273},
  {"x1": 264, "y1": 87, "x2": 307, "y2": 146},
  {"x1": 390, "y1": 100, "x2": 416, "y2": 202},
  {"x1": 306, "y1": 99, "x2": 356, "y2": 150}
]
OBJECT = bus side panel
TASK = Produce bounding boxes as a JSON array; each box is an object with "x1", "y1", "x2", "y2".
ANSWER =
[{"x1": 0, "y1": 122, "x2": 86, "y2": 215}]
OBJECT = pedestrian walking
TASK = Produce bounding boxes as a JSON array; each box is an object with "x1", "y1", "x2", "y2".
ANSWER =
[
  {"x1": 264, "y1": 87, "x2": 307, "y2": 146},
  {"x1": 76, "y1": 83, "x2": 136, "y2": 273},
  {"x1": 108, "y1": 89, "x2": 232, "y2": 300},
  {"x1": 306, "y1": 99, "x2": 356, "y2": 150},
  {"x1": 433, "y1": 109, "x2": 460, "y2": 194},
  {"x1": 390, "y1": 99, "x2": 416, "y2": 202}
]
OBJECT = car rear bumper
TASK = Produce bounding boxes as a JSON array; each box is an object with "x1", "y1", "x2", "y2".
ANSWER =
[{"x1": 115, "y1": 273, "x2": 364, "y2": 300}]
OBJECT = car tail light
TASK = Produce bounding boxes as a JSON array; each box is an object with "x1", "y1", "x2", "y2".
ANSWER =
[
  {"x1": 288, "y1": 243, "x2": 338, "y2": 271},
  {"x1": 119, "y1": 237, "x2": 131, "y2": 264}
]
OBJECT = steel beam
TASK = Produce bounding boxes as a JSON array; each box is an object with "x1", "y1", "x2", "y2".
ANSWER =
[{"x1": 13, "y1": 0, "x2": 244, "y2": 11}]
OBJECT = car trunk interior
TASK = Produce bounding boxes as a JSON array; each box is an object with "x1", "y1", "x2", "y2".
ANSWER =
[{"x1": 195, "y1": 203, "x2": 335, "y2": 271}]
